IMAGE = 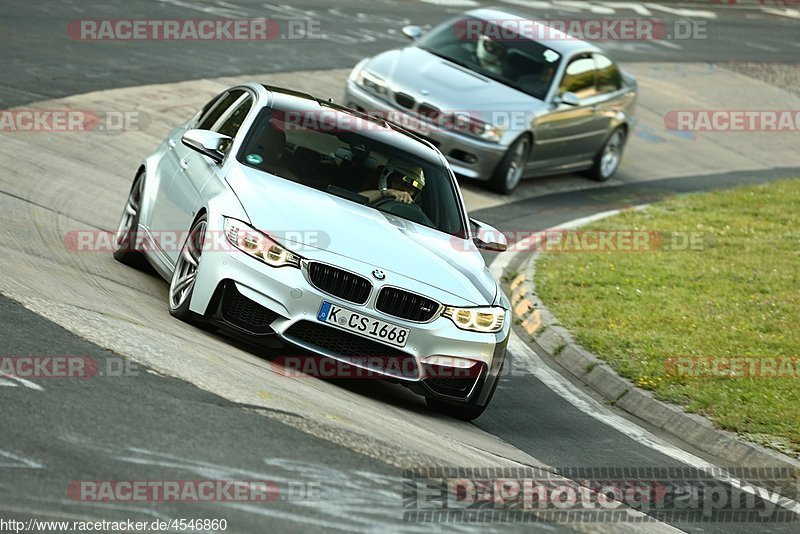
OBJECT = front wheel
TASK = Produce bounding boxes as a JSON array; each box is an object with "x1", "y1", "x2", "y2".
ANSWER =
[
  {"x1": 113, "y1": 171, "x2": 149, "y2": 270},
  {"x1": 168, "y1": 215, "x2": 207, "y2": 324},
  {"x1": 585, "y1": 127, "x2": 626, "y2": 182},
  {"x1": 488, "y1": 135, "x2": 530, "y2": 194},
  {"x1": 426, "y1": 397, "x2": 488, "y2": 421}
]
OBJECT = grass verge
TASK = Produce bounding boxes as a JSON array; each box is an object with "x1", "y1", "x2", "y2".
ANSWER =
[{"x1": 535, "y1": 179, "x2": 800, "y2": 457}]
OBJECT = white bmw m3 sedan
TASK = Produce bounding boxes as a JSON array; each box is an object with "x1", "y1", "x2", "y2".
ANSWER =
[{"x1": 113, "y1": 83, "x2": 511, "y2": 420}]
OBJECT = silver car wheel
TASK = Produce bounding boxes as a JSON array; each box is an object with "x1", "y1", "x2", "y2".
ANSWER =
[
  {"x1": 600, "y1": 130, "x2": 624, "y2": 178},
  {"x1": 505, "y1": 137, "x2": 529, "y2": 191},
  {"x1": 114, "y1": 175, "x2": 143, "y2": 251},
  {"x1": 169, "y1": 219, "x2": 206, "y2": 311}
]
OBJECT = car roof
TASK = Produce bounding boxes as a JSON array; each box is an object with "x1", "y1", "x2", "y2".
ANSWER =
[
  {"x1": 260, "y1": 84, "x2": 445, "y2": 165},
  {"x1": 464, "y1": 7, "x2": 602, "y2": 56}
]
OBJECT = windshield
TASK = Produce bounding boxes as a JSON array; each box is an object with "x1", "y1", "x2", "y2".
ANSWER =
[
  {"x1": 417, "y1": 17, "x2": 561, "y2": 100},
  {"x1": 237, "y1": 107, "x2": 466, "y2": 237}
]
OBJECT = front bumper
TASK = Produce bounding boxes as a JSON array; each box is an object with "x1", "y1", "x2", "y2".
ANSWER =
[
  {"x1": 188, "y1": 223, "x2": 509, "y2": 404},
  {"x1": 344, "y1": 81, "x2": 507, "y2": 181}
]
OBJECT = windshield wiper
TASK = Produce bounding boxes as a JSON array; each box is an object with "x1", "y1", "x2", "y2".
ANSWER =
[{"x1": 326, "y1": 185, "x2": 369, "y2": 205}]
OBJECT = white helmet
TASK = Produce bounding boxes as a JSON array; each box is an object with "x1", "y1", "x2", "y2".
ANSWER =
[
  {"x1": 476, "y1": 34, "x2": 506, "y2": 73},
  {"x1": 378, "y1": 162, "x2": 425, "y2": 196}
]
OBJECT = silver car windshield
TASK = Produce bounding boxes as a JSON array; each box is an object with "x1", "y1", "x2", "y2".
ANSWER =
[
  {"x1": 417, "y1": 17, "x2": 562, "y2": 101},
  {"x1": 237, "y1": 107, "x2": 466, "y2": 237}
]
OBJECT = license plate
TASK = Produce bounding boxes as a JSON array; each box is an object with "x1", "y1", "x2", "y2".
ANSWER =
[{"x1": 317, "y1": 301, "x2": 409, "y2": 348}]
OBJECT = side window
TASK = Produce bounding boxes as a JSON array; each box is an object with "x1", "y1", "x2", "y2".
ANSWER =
[
  {"x1": 559, "y1": 56, "x2": 597, "y2": 100},
  {"x1": 195, "y1": 92, "x2": 225, "y2": 126},
  {"x1": 595, "y1": 54, "x2": 623, "y2": 94},
  {"x1": 216, "y1": 95, "x2": 253, "y2": 139},
  {"x1": 197, "y1": 90, "x2": 245, "y2": 130}
]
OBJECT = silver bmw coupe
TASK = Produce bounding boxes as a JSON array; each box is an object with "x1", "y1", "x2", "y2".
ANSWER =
[
  {"x1": 113, "y1": 83, "x2": 511, "y2": 420},
  {"x1": 344, "y1": 8, "x2": 638, "y2": 193}
]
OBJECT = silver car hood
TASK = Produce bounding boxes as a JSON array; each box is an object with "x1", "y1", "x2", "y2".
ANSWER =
[
  {"x1": 365, "y1": 46, "x2": 549, "y2": 116},
  {"x1": 226, "y1": 166, "x2": 497, "y2": 306}
]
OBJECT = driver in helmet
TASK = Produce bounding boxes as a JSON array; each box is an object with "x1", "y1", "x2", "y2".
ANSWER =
[
  {"x1": 361, "y1": 162, "x2": 425, "y2": 204},
  {"x1": 476, "y1": 34, "x2": 506, "y2": 76}
]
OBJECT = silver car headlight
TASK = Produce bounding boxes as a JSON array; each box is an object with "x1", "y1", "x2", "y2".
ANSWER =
[
  {"x1": 354, "y1": 68, "x2": 390, "y2": 98},
  {"x1": 224, "y1": 218, "x2": 302, "y2": 268},
  {"x1": 442, "y1": 306, "x2": 506, "y2": 333},
  {"x1": 452, "y1": 114, "x2": 505, "y2": 143}
]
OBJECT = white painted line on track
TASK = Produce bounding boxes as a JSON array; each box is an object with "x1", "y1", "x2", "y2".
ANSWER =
[
  {"x1": 0, "y1": 449, "x2": 43, "y2": 469},
  {"x1": 420, "y1": 0, "x2": 480, "y2": 6},
  {"x1": 763, "y1": 8, "x2": 800, "y2": 19},
  {"x1": 654, "y1": 40, "x2": 683, "y2": 50},
  {"x1": 645, "y1": 3, "x2": 717, "y2": 19},
  {"x1": 501, "y1": 0, "x2": 555, "y2": 9},
  {"x1": 0, "y1": 374, "x2": 43, "y2": 391},
  {"x1": 745, "y1": 41, "x2": 781, "y2": 52},
  {"x1": 602, "y1": 2, "x2": 653, "y2": 16}
]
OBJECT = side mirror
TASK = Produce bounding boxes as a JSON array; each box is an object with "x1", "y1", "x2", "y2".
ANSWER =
[
  {"x1": 557, "y1": 92, "x2": 580, "y2": 106},
  {"x1": 402, "y1": 25, "x2": 423, "y2": 41},
  {"x1": 181, "y1": 129, "x2": 232, "y2": 163},
  {"x1": 470, "y1": 218, "x2": 508, "y2": 252}
]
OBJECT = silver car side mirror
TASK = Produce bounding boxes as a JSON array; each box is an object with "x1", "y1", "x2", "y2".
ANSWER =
[
  {"x1": 181, "y1": 129, "x2": 232, "y2": 163},
  {"x1": 470, "y1": 218, "x2": 508, "y2": 252},
  {"x1": 558, "y1": 92, "x2": 580, "y2": 106},
  {"x1": 402, "y1": 25, "x2": 423, "y2": 40}
]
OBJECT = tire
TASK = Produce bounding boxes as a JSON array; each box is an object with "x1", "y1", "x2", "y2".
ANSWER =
[
  {"x1": 488, "y1": 135, "x2": 531, "y2": 194},
  {"x1": 113, "y1": 171, "x2": 150, "y2": 270},
  {"x1": 425, "y1": 397, "x2": 488, "y2": 421},
  {"x1": 585, "y1": 127, "x2": 626, "y2": 182},
  {"x1": 168, "y1": 214, "x2": 208, "y2": 325}
]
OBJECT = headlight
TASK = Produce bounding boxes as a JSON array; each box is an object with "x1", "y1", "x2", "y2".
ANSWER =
[
  {"x1": 442, "y1": 306, "x2": 506, "y2": 333},
  {"x1": 224, "y1": 218, "x2": 302, "y2": 268},
  {"x1": 355, "y1": 69, "x2": 390, "y2": 98},
  {"x1": 451, "y1": 114, "x2": 505, "y2": 143}
]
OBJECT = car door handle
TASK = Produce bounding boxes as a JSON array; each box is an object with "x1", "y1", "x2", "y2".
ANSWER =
[{"x1": 180, "y1": 158, "x2": 189, "y2": 170}]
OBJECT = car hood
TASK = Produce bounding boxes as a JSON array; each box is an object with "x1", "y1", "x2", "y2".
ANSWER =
[
  {"x1": 364, "y1": 46, "x2": 549, "y2": 117},
  {"x1": 226, "y1": 166, "x2": 497, "y2": 306}
]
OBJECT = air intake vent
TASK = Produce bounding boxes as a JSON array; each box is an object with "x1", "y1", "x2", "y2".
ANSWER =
[
  {"x1": 220, "y1": 282, "x2": 280, "y2": 334},
  {"x1": 283, "y1": 321, "x2": 419, "y2": 380},
  {"x1": 418, "y1": 103, "x2": 440, "y2": 121},
  {"x1": 394, "y1": 92, "x2": 415, "y2": 109}
]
